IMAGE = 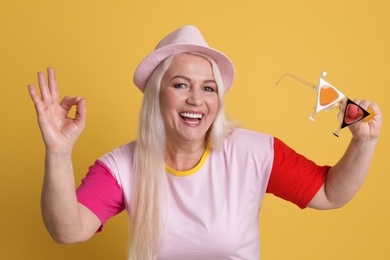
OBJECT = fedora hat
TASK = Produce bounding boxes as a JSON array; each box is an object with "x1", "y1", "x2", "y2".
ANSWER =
[{"x1": 133, "y1": 25, "x2": 235, "y2": 93}]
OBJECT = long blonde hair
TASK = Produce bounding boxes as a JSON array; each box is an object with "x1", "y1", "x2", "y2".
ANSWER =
[{"x1": 128, "y1": 53, "x2": 235, "y2": 260}]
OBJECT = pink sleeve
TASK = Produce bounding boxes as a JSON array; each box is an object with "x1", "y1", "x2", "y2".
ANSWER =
[
  {"x1": 266, "y1": 137, "x2": 330, "y2": 209},
  {"x1": 76, "y1": 160, "x2": 125, "y2": 232}
]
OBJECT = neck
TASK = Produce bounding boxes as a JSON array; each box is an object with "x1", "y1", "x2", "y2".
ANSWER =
[{"x1": 164, "y1": 139, "x2": 207, "y2": 171}]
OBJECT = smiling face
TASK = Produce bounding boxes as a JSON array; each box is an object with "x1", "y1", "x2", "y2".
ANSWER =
[{"x1": 159, "y1": 53, "x2": 219, "y2": 146}]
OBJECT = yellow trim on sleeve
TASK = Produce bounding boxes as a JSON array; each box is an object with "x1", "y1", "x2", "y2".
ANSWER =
[{"x1": 164, "y1": 144, "x2": 211, "y2": 177}]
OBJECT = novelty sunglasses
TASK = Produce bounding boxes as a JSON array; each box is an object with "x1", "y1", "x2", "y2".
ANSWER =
[{"x1": 276, "y1": 71, "x2": 374, "y2": 136}]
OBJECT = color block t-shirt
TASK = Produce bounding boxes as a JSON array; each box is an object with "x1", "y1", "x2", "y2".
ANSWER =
[{"x1": 76, "y1": 128, "x2": 328, "y2": 259}]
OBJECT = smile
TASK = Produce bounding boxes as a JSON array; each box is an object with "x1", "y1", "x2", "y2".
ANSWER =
[
  {"x1": 179, "y1": 112, "x2": 203, "y2": 119},
  {"x1": 179, "y1": 112, "x2": 204, "y2": 125}
]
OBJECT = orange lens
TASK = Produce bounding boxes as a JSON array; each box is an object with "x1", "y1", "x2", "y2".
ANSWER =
[{"x1": 320, "y1": 85, "x2": 339, "y2": 106}]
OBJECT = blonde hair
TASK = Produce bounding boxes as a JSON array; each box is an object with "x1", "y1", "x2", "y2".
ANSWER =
[
  {"x1": 128, "y1": 53, "x2": 235, "y2": 260},
  {"x1": 196, "y1": 52, "x2": 236, "y2": 149}
]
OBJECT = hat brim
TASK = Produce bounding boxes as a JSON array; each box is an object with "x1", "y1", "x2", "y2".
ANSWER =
[{"x1": 133, "y1": 43, "x2": 235, "y2": 93}]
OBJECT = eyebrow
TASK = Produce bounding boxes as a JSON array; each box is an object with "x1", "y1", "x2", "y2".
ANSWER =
[{"x1": 170, "y1": 75, "x2": 216, "y2": 84}]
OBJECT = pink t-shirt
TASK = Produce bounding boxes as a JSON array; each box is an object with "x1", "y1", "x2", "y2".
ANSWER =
[{"x1": 76, "y1": 128, "x2": 328, "y2": 259}]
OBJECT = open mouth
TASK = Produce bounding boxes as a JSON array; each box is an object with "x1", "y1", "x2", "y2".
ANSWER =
[{"x1": 179, "y1": 112, "x2": 203, "y2": 124}]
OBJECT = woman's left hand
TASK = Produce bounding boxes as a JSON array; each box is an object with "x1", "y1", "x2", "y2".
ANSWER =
[{"x1": 346, "y1": 99, "x2": 382, "y2": 140}]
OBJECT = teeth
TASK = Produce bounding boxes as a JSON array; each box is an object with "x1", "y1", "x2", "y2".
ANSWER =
[{"x1": 180, "y1": 112, "x2": 203, "y2": 119}]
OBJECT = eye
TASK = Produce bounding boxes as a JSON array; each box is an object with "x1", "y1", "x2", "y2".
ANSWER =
[
  {"x1": 174, "y1": 83, "x2": 187, "y2": 89},
  {"x1": 203, "y1": 86, "x2": 216, "y2": 92}
]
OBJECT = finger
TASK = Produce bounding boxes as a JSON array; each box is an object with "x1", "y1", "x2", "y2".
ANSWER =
[
  {"x1": 74, "y1": 98, "x2": 87, "y2": 127},
  {"x1": 47, "y1": 67, "x2": 60, "y2": 103},
  {"x1": 365, "y1": 102, "x2": 381, "y2": 122},
  {"x1": 367, "y1": 102, "x2": 380, "y2": 115},
  {"x1": 338, "y1": 98, "x2": 347, "y2": 112},
  {"x1": 27, "y1": 84, "x2": 38, "y2": 102},
  {"x1": 37, "y1": 70, "x2": 51, "y2": 104},
  {"x1": 354, "y1": 99, "x2": 370, "y2": 109},
  {"x1": 352, "y1": 98, "x2": 362, "y2": 105},
  {"x1": 59, "y1": 96, "x2": 83, "y2": 112},
  {"x1": 353, "y1": 99, "x2": 377, "y2": 122},
  {"x1": 59, "y1": 96, "x2": 87, "y2": 128},
  {"x1": 28, "y1": 84, "x2": 46, "y2": 116}
]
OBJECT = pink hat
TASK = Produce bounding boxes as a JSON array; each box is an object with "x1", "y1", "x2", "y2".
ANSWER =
[{"x1": 133, "y1": 25, "x2": 235, "y2": 93}]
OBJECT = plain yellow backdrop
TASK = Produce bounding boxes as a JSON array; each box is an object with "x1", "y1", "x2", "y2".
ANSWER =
[{"x1": 1, "y1": 0, "x2": 389, "y2": 259}]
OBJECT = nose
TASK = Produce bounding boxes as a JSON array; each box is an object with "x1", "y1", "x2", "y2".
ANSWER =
[{"x1": 186, "y1": 89, "x2": 203, "y2": 106}]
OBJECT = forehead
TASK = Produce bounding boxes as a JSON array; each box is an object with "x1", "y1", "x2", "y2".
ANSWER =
[
  {"x1": 167, "y1": 53, "x2": 213, "y2": 73},
  {"x1": 165, "y1": 53, "x2": 214, "y2": 78}
]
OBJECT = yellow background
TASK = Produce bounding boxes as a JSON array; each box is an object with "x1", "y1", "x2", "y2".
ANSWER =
[{"x1": 1, "y1": 0, "x2": 389, "y2": 259}]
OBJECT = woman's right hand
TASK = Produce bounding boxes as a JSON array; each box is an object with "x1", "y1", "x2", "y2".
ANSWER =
[{"x1": 28, "y1": 67, "x2": 86, "y2": 154}]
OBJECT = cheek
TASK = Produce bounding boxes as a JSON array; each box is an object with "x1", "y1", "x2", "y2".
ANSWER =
[
  {"x1": 160, "y1": 93, "x2": 179, "y2": 117},
  {"x1": 207, "y1": 97, "x2": 220, "y2": 115},
  {"x1": 160, "y1": 103, "x2": 173, "y2": 125},
  {"x1": 159, "y1": 91, "x2": 172, "y2": 112}
]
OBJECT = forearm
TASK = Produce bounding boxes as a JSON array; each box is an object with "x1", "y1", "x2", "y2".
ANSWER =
[
  {"x1": 324, "y1": 136, "x2": 379, "y2": 208},
  {"x1": 41, "y1": 151, "x2": 86, "y2": 243},
  {"x1": 29, "y1": 68, "x2": 97, "y2": 242}
]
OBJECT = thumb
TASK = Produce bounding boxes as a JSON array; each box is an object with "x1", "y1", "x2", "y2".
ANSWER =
[{"x1": 74, "y1": 98, "x2": 87, "y2": 127}]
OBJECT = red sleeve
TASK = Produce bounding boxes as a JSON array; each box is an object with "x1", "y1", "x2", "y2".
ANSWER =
[
  {"x1": 76, "y1": 160, "x2": 125, "y2": 232},
  {"x1": 266, "y1": 137, "x2": 330, "y2": 209}
]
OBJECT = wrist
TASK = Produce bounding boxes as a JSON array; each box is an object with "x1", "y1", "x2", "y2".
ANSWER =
[
  {"x1": 350, "y1": 136, "x2": 379, "y2": 153},
  {"x1": 45, "y1": 150, "x2": 73, "y2": 163}
]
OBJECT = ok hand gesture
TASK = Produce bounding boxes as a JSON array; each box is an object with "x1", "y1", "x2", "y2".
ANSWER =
[{"x1": 28, "y1": 67, "x2": 86, "y2": 154}]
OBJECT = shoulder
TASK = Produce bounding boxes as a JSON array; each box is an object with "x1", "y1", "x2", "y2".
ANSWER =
[
  {"x1": 97, "y1": 141, "x2": 137, "y2": 185},
  {"x1": 103, "y1": 141, "x2": 136, "y2": 157},
  {"x1": 99, "y1": 141, "x2": 136, "y2": 164},
  {"x1": 220, "y1": 128, "x2": 276, "y2": 166},
  {"x1": 225, "y1": 128, "x2": 274, "y2": 148}
]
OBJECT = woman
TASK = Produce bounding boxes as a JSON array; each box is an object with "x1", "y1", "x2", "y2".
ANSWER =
[{"x1": 28, "y1": 25, "x2": 382, "y2": 259}]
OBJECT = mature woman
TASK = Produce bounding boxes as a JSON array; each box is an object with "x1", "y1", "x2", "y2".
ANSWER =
[{"x1": 28, "y1": 25, "x2": 382, "y2": 260}]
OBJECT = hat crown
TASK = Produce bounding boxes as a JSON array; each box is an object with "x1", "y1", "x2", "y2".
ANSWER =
[
  {"x1": 155, "y1": 25, "x2": 209, "y2": 50},
  {"x1": 133, "y1": 25, "x2": 234, "y2": 93}
]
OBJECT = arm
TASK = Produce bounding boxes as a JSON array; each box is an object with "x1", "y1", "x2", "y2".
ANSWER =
[
  {"x1": 308, "y1": 99, "x2": 382, "y2": 209},
  {"x1": 28, "y1": 67, "x2": 100, "y2": 243}
]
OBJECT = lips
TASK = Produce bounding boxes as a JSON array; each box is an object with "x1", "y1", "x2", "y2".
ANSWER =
[{"x1": 179, "y1": 112, "x2": 204, "y2": 125}]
